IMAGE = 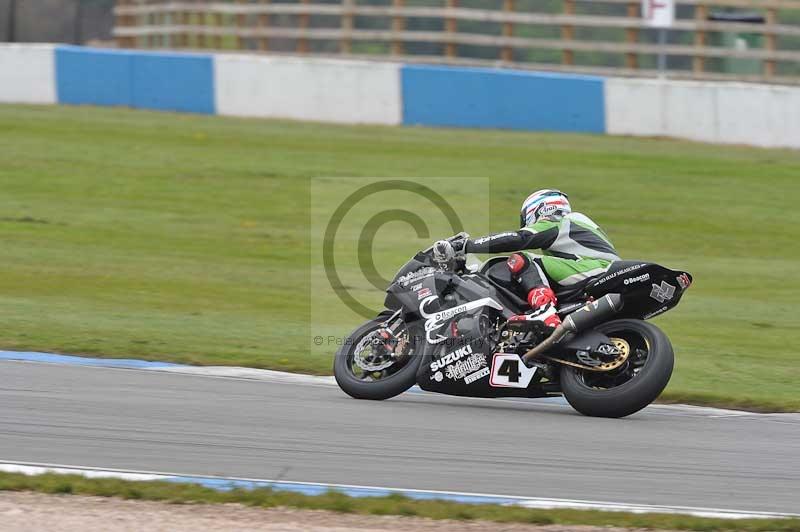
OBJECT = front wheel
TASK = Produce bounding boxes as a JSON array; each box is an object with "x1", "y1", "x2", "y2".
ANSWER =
[
  {"x1": 333, "y1": 315, "x2": 422, "y2": 400},
  {"x1": 560, "y1": 319, "x2": 674, "y2": 418}
]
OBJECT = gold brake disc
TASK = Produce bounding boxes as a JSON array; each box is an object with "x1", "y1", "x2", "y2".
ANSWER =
[{"x1": 596, "y1": 337, "x2": 630, "y2": 371}]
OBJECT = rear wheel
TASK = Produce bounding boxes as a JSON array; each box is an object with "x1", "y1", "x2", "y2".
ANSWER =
[
  {"x1": 333, "y1": 315, "x2": 421, "y2": 400},
  {"x1": 560, "y1": 319, "x2": 674, "y2": 418}
]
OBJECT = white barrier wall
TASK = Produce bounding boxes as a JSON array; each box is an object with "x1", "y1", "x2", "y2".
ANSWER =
[
  {"x1": 0, "y1": 44, "x2": 56, "y2": 105},
  {"x1": 214, "y1": 55, "x2": 402, "y2": 125},
  {"x1": 606, "y1": 78, "x2": 800, "y2": 149}
]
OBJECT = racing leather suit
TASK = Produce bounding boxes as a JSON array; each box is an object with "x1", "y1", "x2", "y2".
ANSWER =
[{"x1": 465, "y1": 212, "x2": 620, "y2": 306}]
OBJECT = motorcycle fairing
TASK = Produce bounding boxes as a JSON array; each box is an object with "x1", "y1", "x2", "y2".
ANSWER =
[
  {"x1": 585, "y1": 261, "x2": 692, "y2": 320},
  {"x1": 383, "y1": 253, "x2": 691, "y2": 400},
  {"x1": 481, "y1": 257, "x2": 692, "y2": 321}
]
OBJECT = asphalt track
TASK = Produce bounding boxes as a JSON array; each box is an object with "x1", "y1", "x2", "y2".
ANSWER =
[{"x1": 1, "y1": 359, "x2": 799, "y2": 515}]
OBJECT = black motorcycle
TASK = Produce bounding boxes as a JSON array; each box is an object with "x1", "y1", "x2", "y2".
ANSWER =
[{"x1": 333, "y1": 233, "x2": 692, "y2": 418}]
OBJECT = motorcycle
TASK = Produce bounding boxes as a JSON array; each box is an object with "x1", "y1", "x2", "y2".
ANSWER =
[{"x1": 333, "y1": 233, "x2": 692, "y2": 418}]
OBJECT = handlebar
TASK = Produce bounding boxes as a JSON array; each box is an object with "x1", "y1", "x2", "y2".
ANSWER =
[{"x1": 432, "y1": 232, "x2": 470, "y2": 273}]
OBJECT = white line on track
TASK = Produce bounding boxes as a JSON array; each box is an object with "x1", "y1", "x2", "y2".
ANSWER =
[{"x1": 0, "y1": 461, "x2": 797, "y2": 521}]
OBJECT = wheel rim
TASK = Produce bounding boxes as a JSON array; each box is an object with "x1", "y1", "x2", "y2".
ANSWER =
[
  {"x1": 577, "y1": 330, "x2": 650, "y2": 390},
  {"x1": 346, "y1": 325, "x2": 415, "y2": 382},
  {"x1": 593, "y1": 337, "x2": 631, "y2": 371}
]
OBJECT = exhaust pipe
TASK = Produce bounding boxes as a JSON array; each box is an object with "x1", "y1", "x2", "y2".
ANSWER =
[{"x1": 522, "y1": 294, "x2": 623, "y2": 364}]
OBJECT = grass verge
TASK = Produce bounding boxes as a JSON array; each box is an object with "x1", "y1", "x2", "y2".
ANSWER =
[
  {"x1": 0, "y1": 104, "x2": 799, "y2": 411},
  {"x1": 1, "y1": 471, "x2": 798, "y2": 531}
]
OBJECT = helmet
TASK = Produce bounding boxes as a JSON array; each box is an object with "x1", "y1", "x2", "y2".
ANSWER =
[{"x1": 519, "y1": 189, "x2": 571, "y2": 228}]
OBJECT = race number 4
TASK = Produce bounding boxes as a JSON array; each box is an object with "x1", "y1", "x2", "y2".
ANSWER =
[{"x1": 489, "y1": 353, "x2": 537, "y2": 388}]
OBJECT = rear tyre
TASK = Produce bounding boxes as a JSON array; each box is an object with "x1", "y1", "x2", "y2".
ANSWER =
[
  {"x1": 560, "y1": 319, "x2": 674, "y2": 418},
  {"x1": 333, "y1": 316, "x2": 421, "y2": 400}
]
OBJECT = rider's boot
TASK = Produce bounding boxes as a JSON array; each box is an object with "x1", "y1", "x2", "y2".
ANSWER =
[{"x1": 508, "y1": 287, "x2": 562, "y2": 329}]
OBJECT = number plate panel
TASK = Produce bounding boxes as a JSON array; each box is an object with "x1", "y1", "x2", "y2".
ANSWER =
[{"x1": 489, "y1": 353, "x2": 537, "y2": 388}]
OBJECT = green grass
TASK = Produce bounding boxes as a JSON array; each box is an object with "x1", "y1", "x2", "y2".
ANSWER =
[
  {"x1": 0, "y1": 104, "x2": 798, "y2": 410},
  {"x1": 1, "y1": 471, "x2": 798, "y2": 531}
]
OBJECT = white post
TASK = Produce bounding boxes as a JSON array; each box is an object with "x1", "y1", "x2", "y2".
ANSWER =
[
  {"x1": 657, "y1": 28, "x2": 667, "y2": 75},
  {"x1": 642, "y1": 0, "x2": 675, "y2": 77}
]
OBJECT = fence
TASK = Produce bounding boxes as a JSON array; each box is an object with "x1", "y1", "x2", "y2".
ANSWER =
[
  {"x1": 112, "y1": 0, "x2": 800, "y2": 84},
  {"x1": 0, "y1": 0, "x2": 115, "y2": 45}
]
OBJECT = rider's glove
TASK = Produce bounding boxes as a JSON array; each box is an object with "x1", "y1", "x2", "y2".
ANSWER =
[
  {"x1": 448, "y1": 232, "x2": 469, "y2": 257},
  {"x1": 433, "y1": 240, "x2": 456, "y2": 266}
]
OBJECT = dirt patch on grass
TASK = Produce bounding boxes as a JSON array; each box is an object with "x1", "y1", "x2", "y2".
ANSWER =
[{"x1": 0, "y1": 491, "x2": 660, "y2": 532}]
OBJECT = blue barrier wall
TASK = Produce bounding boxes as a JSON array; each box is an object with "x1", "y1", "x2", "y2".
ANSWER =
[
  {"x1": 401, "y1": 65, "x2": 606, "y2": 133},
  {"x1": 55, "y1": 46, "x2": 215, "y2": 114},
  {"x1": 56, "y1": 47, "x2": 132, "y2": 107},
  {"x1": 46, "y1": 46, "x2": 607, "y2": 133}
]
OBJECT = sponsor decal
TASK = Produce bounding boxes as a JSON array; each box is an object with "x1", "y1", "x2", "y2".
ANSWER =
[
  {"x1": 676, "y1": 273, "x2": 692, "y2": 290},
  {"x1": 430, "y1": 344, "x2": 474, "y2": 372},
  {"x1": 417, "y1": 287, "x2": 432, "y2": 300},
  {"x1": 471, "y1": 232, "x2": 517, "y2": 245},
  {"x1": 623, "y1": 273, "x2": 650, "y2": 285},
  {"x1": 643, "y1": 305, "x2": 669, "y2": 319},
  {"x1": 650, "y1": 281, "x2": 676, "y2": 303},
  {"x1": 558, "y1": 302, "x2": 585, "y2": 314},
  {"x1": 535, "y1": 203, "x2": 559, "y2": 218},
  {"x1": 410, "y1": 283, "x2": 422, "y2": 292},
  {"x1": 419, "y1": 296, "x2": 504, "y2": 345},
  {"x1": 434, "y1": 304, "x2": 468, "y2": 322},
  {"x1": 430, "y1": 371, "x2": 444, "y2": 383},
  {"x1": 464, "y1": 366, "x2": 490, "y2": 384},
  {"x1": 593, "y1": 264, "x2": 644, "y2": 286},
  {"x1": 444, "y1": 353, "x2": 487, "y2": 381},
  {"x1": 397, "y1": 267, "x2": 435, "y2": 287}
]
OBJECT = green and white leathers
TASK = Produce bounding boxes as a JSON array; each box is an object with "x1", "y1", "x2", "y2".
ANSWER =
[
  {"x1": 464, "y1": 212, "x2": 620, "y2": 287},
  {"x1": 521, "y1": 212, "x2": 619, "y2": 286}
]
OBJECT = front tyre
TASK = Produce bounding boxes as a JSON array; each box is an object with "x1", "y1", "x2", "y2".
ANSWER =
[
  {"x1": 333, "y1": 316, "x2": 422, "y2": 400},
  {"x1": 560, "y1": 319, "x2": 674, "y2": 418}
]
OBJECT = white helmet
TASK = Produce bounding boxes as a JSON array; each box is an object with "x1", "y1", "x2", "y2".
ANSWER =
[{"x1": 519, "y1": 189, "x2": 571, "y2": 228}]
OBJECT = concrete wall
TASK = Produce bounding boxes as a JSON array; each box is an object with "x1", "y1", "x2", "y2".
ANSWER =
[
  {"x1": 214, "y1": 54, "x2": 401, "y2": 125},
  {"x1": 606, "y1": 78, "x2": 800, "y2": 149},
  {"x1": 1, "y1": 44, "x2": 798, "y2": 150},
  {"x1": 0, "y1": 44, "x2": 56, "y2": 104},
  {"x1": 402, "y1": 65, "x2": 606, "y2": 133},
  {"x1": 56, "y1": 46, "x2": 215, "y2": 114}
]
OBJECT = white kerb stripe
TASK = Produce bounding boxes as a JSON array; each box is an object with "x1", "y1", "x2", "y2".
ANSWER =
[{"x1": 0, "y1": 461, "x2": 796, "y2": 520}]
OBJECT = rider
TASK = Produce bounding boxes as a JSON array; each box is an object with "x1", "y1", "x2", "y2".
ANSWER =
[{"x1": 458, "y1": 189, "x2": 619, "y2": 329}]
